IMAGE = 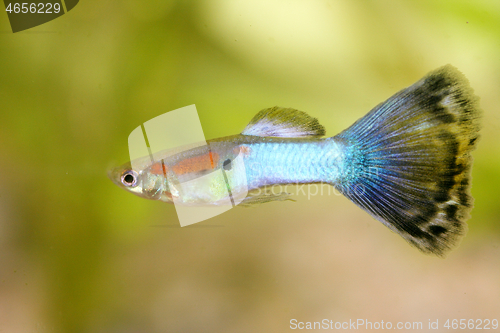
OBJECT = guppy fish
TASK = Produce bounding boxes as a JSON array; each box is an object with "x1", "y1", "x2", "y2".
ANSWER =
[{"x1": 109, "y1": 65, "x2": 481, "y2": 257}]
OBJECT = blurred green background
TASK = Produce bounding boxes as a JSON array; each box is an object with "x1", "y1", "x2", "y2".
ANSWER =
[{"x1": 1, "y1": 1, "x2": 499, "y2": 332}]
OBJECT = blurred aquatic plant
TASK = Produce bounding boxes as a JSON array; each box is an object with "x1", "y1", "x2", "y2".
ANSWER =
[{"x1": 0, "y1": 0, "x2": 499, "y2": 332}]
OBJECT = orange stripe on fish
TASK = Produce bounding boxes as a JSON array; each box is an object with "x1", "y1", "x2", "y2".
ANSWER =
[
  {"x1": 209, "y1": 150, "x2": 214, "y2": 169},
  {"x1": 172, "y1": 152, "x2": 219, "y2": 175},
  {"x1": 161, "y1": 160, "x2": 168, "y2": 176},
  {"x1": 149, "y1": 162, "x2": 166, "y2": 175}
]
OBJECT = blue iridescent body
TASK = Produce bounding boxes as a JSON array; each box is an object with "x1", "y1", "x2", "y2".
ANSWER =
[
  {"x1": 207, "y1": 136, "x2": 344, "y2": 189},
  {"x1": 110, "y1": 65, "x2": 481, "y2": 257}
]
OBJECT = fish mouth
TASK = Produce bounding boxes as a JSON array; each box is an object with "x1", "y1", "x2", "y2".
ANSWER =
[
  {"x1": 107, "y1": 168, "x2": 116, "y2": 182},
  {"x1": 107, "y1": 165, "x2": 123, "y2": 187}
]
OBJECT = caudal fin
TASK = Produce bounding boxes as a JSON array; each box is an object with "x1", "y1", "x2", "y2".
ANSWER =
[{"x1": 334, "y1": 65, "x2": 481, "y2": 257}]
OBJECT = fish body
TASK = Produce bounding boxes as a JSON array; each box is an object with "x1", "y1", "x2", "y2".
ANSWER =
[
  {"x1": 212, "y1": 135, "x2": 342, "y2": 188},
  {"x1": 110, "y1": 134, "x2": 344, "y2": 204},
  {"x1": 109, "y1": 65, "x2": 481, "y2": 256}
]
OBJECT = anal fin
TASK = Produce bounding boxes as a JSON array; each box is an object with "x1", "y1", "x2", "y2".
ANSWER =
[{"x1": 239, "y1": 187, "x2": 294, "y2": 207}]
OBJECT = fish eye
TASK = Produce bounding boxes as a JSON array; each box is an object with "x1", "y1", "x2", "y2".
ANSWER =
[{"x1": 121, "y1": 170, "x2": 138, "y2": 187}]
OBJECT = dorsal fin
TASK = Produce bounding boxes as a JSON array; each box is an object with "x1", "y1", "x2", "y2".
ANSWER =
[{"x1": 241, "y1": 106, "x2": 326, "y2": 137}]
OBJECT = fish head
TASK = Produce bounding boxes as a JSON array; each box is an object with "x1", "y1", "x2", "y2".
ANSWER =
[
  {"x1": 109, "y1": 141, "x2": 249, "y2": 206},
  {"x1": 108, "y1": 160, "x2": 173, "y2": 203}
]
